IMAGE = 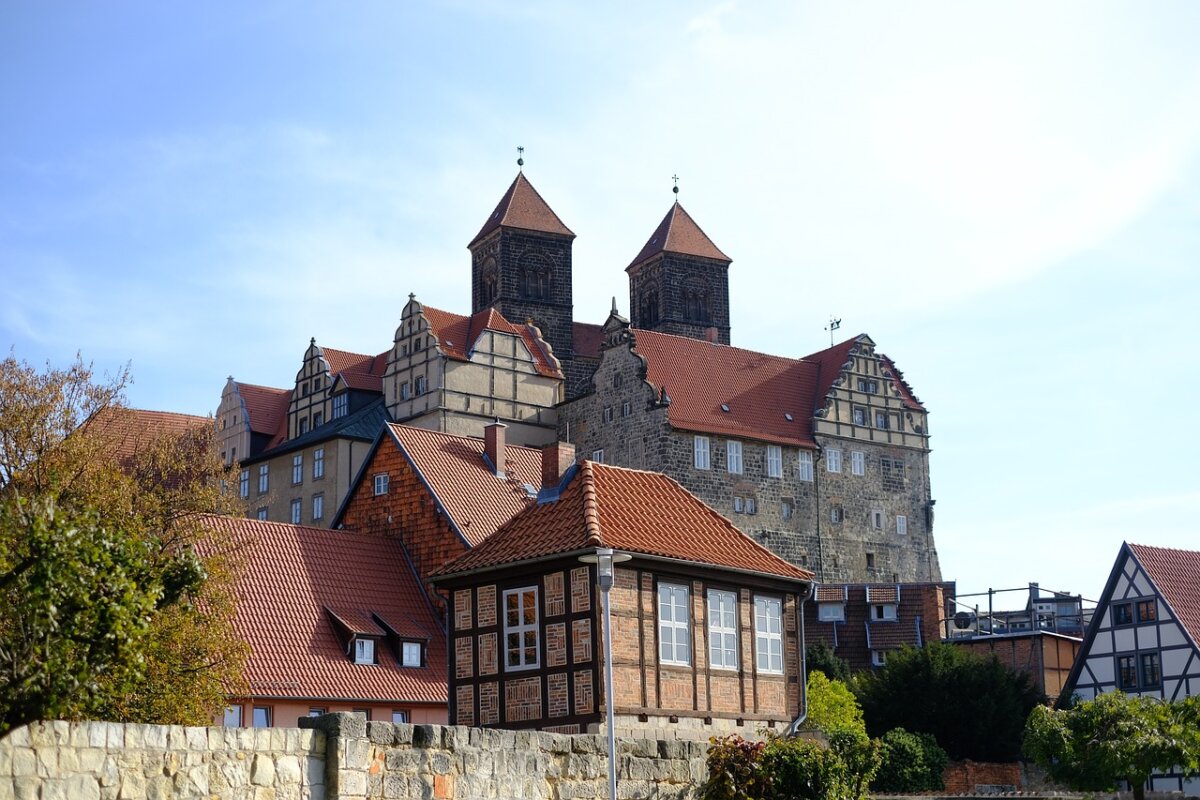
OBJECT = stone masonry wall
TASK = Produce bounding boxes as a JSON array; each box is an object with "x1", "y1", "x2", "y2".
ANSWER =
[{"x1": 1, "y1": 715, "x2": 708, "y2": 800}]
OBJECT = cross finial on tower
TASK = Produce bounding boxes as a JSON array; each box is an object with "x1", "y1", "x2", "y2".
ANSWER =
[
  {"x1": 517, "y1": 146, "x2": 524, "y2": 171},
  {"x1": 672, "y1": 174, "x2": 679, "y2": 200}
]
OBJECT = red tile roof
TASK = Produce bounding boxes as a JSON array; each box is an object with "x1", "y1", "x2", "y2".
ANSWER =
[
  {"x1": 236, "y1": 383, "x2": 291, "y2": 438},
  {"x1": 434, "y1": 461, "x2": 813, "y2": 582},
  {"x1": 386, "y1": 424, "x2": 546, "y2": 547},
  {"x1": 573, "y1": 322, "x2": 604, "y2": 360},
  {"x1": 1129, "y1": 543, "x2": 1200, "y2": 648},
  {"x1": 201, "y1": 515, "x2": 447, "y2": 705},
  {"x1": 319, "y1": 347, "x2": 388, "y2": 393},
  {"x1": 420, "y1": 305, "x2": 561, "y2": 379},
  {"x1": 468, "y1": 173, "x2": 574, "y2": 247},
  {"x1": 89, "y1": 407, "x2": 211, "y2": 460},
  {"x1": 627, "y1": 202, "x2": 730, "y2": 269}
]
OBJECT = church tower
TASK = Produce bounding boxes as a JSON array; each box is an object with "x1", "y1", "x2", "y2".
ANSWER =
[
  {"x1": 626, "y1": 201, "x2": 732, "y2": 345},
  {"x1": 469, "y1": 172, "x2": 577, "y2": 375}
]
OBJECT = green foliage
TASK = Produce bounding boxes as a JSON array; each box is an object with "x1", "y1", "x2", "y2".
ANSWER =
[
  {"x1": 854, "y1": 642, "x2": 1041, "y2": 761},
  {"x1": 805, "y1": 641, "x2": 851, "y2": 683},
  {"x1": 872, "y1": 728, "x2": 948, "y2": 792},
  {"x1": 802, "y1": 671, "x2": 865, "y2": 738},
  {"x1": 1024, "y1": 693, "x2": 1200, "y2": 800},
  {"x1": 702, "y1": 731, "x2": 880, "y2": 800}
]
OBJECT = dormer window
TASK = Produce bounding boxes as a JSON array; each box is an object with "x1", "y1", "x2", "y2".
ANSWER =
[
  {"x1": 332, "y1": 393, "x2": 348, "y2": 419},
  {"x1": 872, "y1": 604, "x2": 898, "y2": 621},
  {"x1": 353, "y1": 638, "x2": 376, "y2": 664},
  {"x1": 818, "y1": 602, "x2": 845, "y2": 622},
  {"x1": 401, "y1": 642, "x2": 423, "y2": 667}
]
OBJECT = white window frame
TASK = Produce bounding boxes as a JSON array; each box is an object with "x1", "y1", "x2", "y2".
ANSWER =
[
  {"x1": 830, "y1": 506, "x2": 844, "y2": 524},
  {"x1": 872, "y1": 510, "x2": 883, "y2": 530},
  {"x1": 312, "y1": 494, "x2": 324, "y2": 521},
  {"x1": 239, "y1": 469, "x2": 249, "y2": 498},
  {"x1": 256, "y1": 507, "x2": 268, "y2": 521},
  {"x1": 851, "y1": 450, "x2": 865, "y2": 476},
  {"x1": 503, "y1": 587, "x2": 540, "y2": 671},
  {"x1": 726, "y1": 440, "x2": 743, "y2": 474},
  {"x1": 313, "y1": 447, "x2": 325, "y2": 479},
  {"x1": 754, "y1": 596, "x2": 784, "y2": 674},
  {"x1": 873, "y1": 604, "x2": 898, "y2": 621},
  {"x1": 694, "y1": 436, "x2": 710, "y2": 470},
  {"x1": 767, "y1": 445, "x2": 783, "y2": 478},
  {"x1": 353, "y1": 638, "x2": 375, "y2": 664},
  {"x1": 290, "y1": 498, "x2": 302, "y2": 525},
  {"x1": 658, "y1": 582, "x2": 691, "y2": 666},
  {"x1": 258, "y1": 464, "x2": 269, "y2": 493},
  {"x1": 391, "y1": 710, "x2": 409, "y2": 724},
  {"x1": 292, "y1": 454, "x2": 303, "y2": 485},
  {"x1": 871, "y1": 650, "x2": 887, "y2": 667},
  {"x1": 896, "y1": 515, "x2": 907, "y2": 535},
  {"x1": 592, "y1": 449, "x2": 605, "y2": 463},
  {"x1": 798, "y1": 451, "x2": 814, "y2": 482},
  {"x1": 818, "y1": 603, "x2": 846, "y2": 623},
  {"x1": 374, "y1": 474, "x2": 389, "y2": 496},
  {"x1": 223, "y1": 705, "x2": 243, "y2": 727},
  {"x1": 402, "y1": 642, "x2": 422, "y2": 667},
  {"x1": 826, "y1": 448, "x2": 842, "y2": 473},
  {"x1": 708, "y1": 590, "x2": 739, "y2": 671}
]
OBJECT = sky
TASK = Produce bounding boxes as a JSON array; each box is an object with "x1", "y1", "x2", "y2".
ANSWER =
[{"x1": 3, "y1": 2, "x2": 1199, "y2": 603}]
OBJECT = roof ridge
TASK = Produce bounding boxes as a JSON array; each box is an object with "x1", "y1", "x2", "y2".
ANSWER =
[
  {"x1": 632, "y1": 326, "x2": 792, "y2": 361},
  {"x1": 236, "y1": 381, "x2": 290, "y2": 394},
  {"x1": 385, "y1": 421, "x2": 544, "y2": 454},
  {"x1": 579, "y1": 461, "x2": 602, "y2": 548}
]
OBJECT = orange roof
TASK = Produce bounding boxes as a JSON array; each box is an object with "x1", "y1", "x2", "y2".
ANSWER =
[
  {"x1": 320, "y1": 347, "x2": 388, "y2": 393},
  {"x1": 434, "y1": 461, "x2": 812, "y2": 582},
  {"x1": 1129, "y1": 543, "x2": 1200, "y2": 648},
  {"x1": 420, "y1": 305, "x2": 561, "y2": 379},
  {"x1": 627, "y1": 202, "x2": 730, "y2": 269},
  {"x1": 385, "y1": 424, "x2": 547, "y2": 547},
  {"x1": 235, "y1": 383, "x2": 291, "y2": 438},
  {"x1": 468, "y1": 173, "x2": 574, "y2": 247},
  {"x1": 573, "y1": 322, "x2": 604, "y2": 360},
  {"x1": 89, "y1": 407, "x2": 211, "y2": 460},
  {"x1": 202, "y1": 515, "x2": 447, "y2": 705}
]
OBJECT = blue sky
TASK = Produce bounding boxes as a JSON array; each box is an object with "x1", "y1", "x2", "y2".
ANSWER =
[{"x1": 3, "y1": 2, "x2": 1198, "y2": 602}]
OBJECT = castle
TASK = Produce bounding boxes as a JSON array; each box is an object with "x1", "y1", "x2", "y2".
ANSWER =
[{"x1": 216, "y1": 170, "x2": 940, "y2": 583}]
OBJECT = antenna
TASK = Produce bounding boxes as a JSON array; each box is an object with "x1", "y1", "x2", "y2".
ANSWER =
[
  {"x1": 825, "y1": 316, "x2": 842, "y2": 346},
  {"x1": 517, "y1": 146, "x2": 524, "y2": 171}
]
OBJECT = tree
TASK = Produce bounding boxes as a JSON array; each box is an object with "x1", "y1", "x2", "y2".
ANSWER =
[
  {"x1": 806, "y1": 641, "x2": 851, "y2": 683},
  {"x1": 854, "y1": 642, "x2": 1041, "y2": 761},
  {"x1": 0, "y1": 353, "x2": 247, "y2": 736},
  {"x1": 1024, "y1": 692, "x2": 1200, "y2": 800},
  {"x1": 802, "y1": 671, "x2": 866, "y2": 738},
  {"x1": 872, "y1": 728, "x2": 948, "y2": 792}
]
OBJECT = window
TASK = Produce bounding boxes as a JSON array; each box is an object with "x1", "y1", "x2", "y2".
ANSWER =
[
  {"x1": 708, "y1": 590, "x2": 738, "y2": 670},
  {"x1": 754, "y1": 596, "x2": 783, "y2": 674},
  {"x1": 258, "y1": 464, "x2": 269, "y2": 493},
  {"x1": 414, "y1": 375, "x2": 426, "y2": 395},
  {"x1": 312, "y1": 494, "x2": 324, "y2": 522},
  {"x1": 745, "y1": 497, "x2": 757, "y2": 514},
  {"x1": 223, "y1": 705, "x2": 243, "y2": 727},
  {"x1": 866, "y1": 552, "x2": 876, "y2": 569},
  {"x1": 1118, "y1": 655, "x2": 1138, "y2": 689},
  {"x1": 1112, "y1": 603, "x2": 1134, "y2": 626},
  {"x1": 308, "y1": 707, "x2": 327, "y2": 717},
  {"x1": 733, "y1": 497, "x2": 743, "y2": 513},
  {"x1": 694, "y1": 436, "x2": 711, "y2": 470},
  {"x1": 252, "y1": 707, "x2": 272, "y2": 728},
  {"x1": 872, "y1": 604, "x2": 898, "y2": 621},
  {"x1": 301, "y1": 381, "x2": 309, "y2": 397},
  {"x1": 592, "y1": 449, "x2": 605, "y2": 463},
  {"x1": 221, "y1": 450, "x2": 226, "y2": 464},
  {"x1": 871, "y1": 510, "x2": 883, "y2": 530},
  {"x1": 896, "y1": 515, "x2": 908, "y2": 535},
  {"x1": 781, "y1": 499, "x2": 793, "y2": 520},
  {"x1": 313, "y1": 411, "x2": 323, "y2": 428},
  {"x1": 622, "y1": 401, "x2": 631, "y2": 418},
  {"x1": 313, "y1": 448, "x2": 325, "y2": 479},
  {"x1": 231, "y1": 446, "x2": 236, "y2": 462},
  {"x1": 826, "y1": 448, "x2": 842, "y2": 473},
  {"x1": 313, "y1": 377, "x2": 322, "y2": 391},
  {"x1": 798, "y1": 451, "x2": 814, "y2": 482},
  {"x1": 374, "y1": 474, "x2": 389, "y2": 496},
  {"x1": 400, "y1": 382, "x2": 411, "y2": 401},
  {"x1": 852, "y1": 407, "x2": 867, "y2": 426},
  {"x1": 332, "y1": 393, "x2": 348, "y2": 419},
  {"x1": 239, "y1": 470, "x2": 249, "y2": 498},
  {"x1": 391, "y1": 710, "x2": 409, "y2": 724},
  {"x1": 256, "y1": 507, "x2": 268, "y2": 521},
  {"x1": 1137, "y1": 599, "x2": 1157, "y2": 622},
  {"x1": 818, "y1": 603, "x2": 845, "y2": 622},
  {"x1": 726, "y1": 441, "x2": 743, "y2": 474},
  {"x1": 613, "y1": 374, "x2": 623, "y2": 389},
  {"x1": 767, "y1": 446, "x2": 782, "y2": 478},
  {"x1": 658, "y1": 583, "x2": 690, "y2": 665},
  {"x1": 871, "y1": 650, "x2": 887, "y2": 667},
  {"x1": 402, "y1": 642, "x2": 422, "y2": 667},
  {"x1": 292, "y1": 454, "x2": 303, "y2": 485},
  {"x1": 503, "y1": 587, "x2": 540, "y2": 670},
  {"x1": 851, "y1": 451, "x2": 865, "y2": 476},
  {"x1": 858, "y1": 379, "x2": 879, "y2": 394},
  {"x1": 354, "y1": 638, "x2": 375, "y2": 664},
  {"x1": 830, "y1": 506, "x2": 844, "y2": 524},
  {"x1": 1140, "y1": 652, "x2": 1161, "y2": 687},
  {"x1": 603, "y1": 406, "x2": 614, "y2": 423},
  {"x1": 299, "y1": 418, "x2": 309, "y2": 435},
  {"x1": 875, "y1": 410, "x2": 889, "y2": 429},
  {"x1": 290, "y1": 498, "x2": 302, "y2": 525}
]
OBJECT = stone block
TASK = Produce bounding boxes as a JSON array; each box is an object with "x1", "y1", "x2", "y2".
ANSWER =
[
  {"x1": 12, "y1": 777, "x2": 38, "y2": 800},
  {"x1": 33, "y1": 747, "x2": 56, "y2": 777},
  {"x1": 252, "y1": 753, "x2": 276, "y2": 786},
  {"x1": 185, "y1": 726, "x2": 207, "y2": 750},
  {"x1": 337, "y1": 769, "x2": 366, "y2": 796},
  {"x1": 366, "y1": 722, "x2": 393, "y2": 745},
  {"x1": 658, "y1": 740, "x2": 687, "y2": 760},
  {"x1": 119, "y1": 770, "x2": 146, "y2": 799},
  {"x1": 0, "y1": 745, "x2": 10, "y2": 777},
  {"x1": 144, "y1": 775, "x2": 172, "y2": 800},
  {"x1": 391, "y1": 723, "x2": 413, "y2": 746},
  {"x1": 572, "y1": 735, "x2": 603, "y2": 754},
  {"x1": 3, "y1": 730, "x2": 28, "y2": 750},
  {"x1": 411, "y1": 725, "x2": 437, "y2": 749}
]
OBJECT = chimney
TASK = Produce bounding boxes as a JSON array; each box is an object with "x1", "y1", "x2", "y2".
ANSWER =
[
  {"x1": 541, "y1": 441, "x2": 576, "y2": 488},
  {"x1": 705, "y1": 327, "x2": 719, "y2": 343},
  {"x1": 484, "y1": 422, "x2": 507, "y2": 478}
]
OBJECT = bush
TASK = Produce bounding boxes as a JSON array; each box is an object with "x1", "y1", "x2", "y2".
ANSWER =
[
  {"x1": 872, "y1": 728, "x2": 948, "y2": 792},
  {"x1": 702, "y1": 732, "x2": 880, "y2": 800},
  {"x1": 802, "y1": 671, "x2": 866, "y2": 738},
  {"x1": 806, "y1": 641, "x2": 851, "y2": 683}
]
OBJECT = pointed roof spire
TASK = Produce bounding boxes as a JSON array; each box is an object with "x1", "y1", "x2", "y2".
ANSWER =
[
  {"x1": 626, "y1": 202, "x2": 730, "y2": 270},
  {"x1": 469, "y1": 173, "x2": 575, "y2": 247}
]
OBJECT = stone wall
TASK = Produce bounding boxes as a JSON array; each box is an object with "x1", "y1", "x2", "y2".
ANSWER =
[{"x1": 0, "y1": 715, "x2": 708, "y2": 800}]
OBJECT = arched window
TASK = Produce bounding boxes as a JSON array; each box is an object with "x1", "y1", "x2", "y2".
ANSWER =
[
  {"x1": 642, "y1": 290, "x2": 659, "y2": 326},
  {"x1": 685, "y1": 288, "x2": 709, "y2": 323}
]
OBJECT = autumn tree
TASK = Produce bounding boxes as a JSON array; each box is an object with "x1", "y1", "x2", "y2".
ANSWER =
[{"x1": 0, "y1": 353, "x2": 247, "y2": 736}]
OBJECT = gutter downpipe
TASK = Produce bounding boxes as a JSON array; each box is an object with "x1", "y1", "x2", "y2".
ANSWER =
[{"x1": 787, "y1": 581, "x2": 813, "y2": 736}]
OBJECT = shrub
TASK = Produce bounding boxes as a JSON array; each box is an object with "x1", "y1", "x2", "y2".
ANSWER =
[
  {"x1": 802, "y1": 671, "x2": 866, "y2": 738},
  {"x1": 872, "y1": 728, "x2": 948, "y2": 792},
  {"x1": 806, "y1": 641, "x2": 851, "y2": 683},
  {"x1": 702, "y1": 731, "x2": 880, "y2": 800}
]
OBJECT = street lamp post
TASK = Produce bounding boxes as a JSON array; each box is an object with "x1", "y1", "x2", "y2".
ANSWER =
[{"x1": 580, "y1": 547, "x2": 631, "y2": 800}]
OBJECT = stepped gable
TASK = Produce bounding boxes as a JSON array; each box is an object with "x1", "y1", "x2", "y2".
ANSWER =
[
  {"x1": 627, "y1": 202, "x2": 730, "y2": 269},
  {"x1": 202, "y1": 515, "x2": 447, "y2": 705},
  {"x1": 630, "y1": 329, "x2": 820, "y2": 447},
  {"x1": 801, "y1": 336, "x2": 925, "y2": 414},
  {"x1": 1129, "y1": 543, "x2": 1200, "y2": 645},
  {"x1": 421, "y1": 305, "x2": 562, "y2": 378},
  {"x1": 385, "y1": 424, "x2": 546, "y2": 547},
  {"x1": 468, "y1": 172, "x2": 575, "y2": 247},
  {"x1": 434, "y1": 460, "x2": 813, "y2": 581}
]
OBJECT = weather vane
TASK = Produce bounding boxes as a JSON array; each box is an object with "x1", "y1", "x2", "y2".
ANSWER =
[
  {"x1": 517, "y1": 146, "x2": 524, "y2": 171},
  {"x1": 672, "y1": 174, "x2": 679, "y2": 198},
  {"x1": 825, "y1": 316, "x2": 842, "y2": 346}
]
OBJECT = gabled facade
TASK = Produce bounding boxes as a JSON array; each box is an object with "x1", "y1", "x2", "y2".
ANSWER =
[
  {"x1": 204, "y1": 515, "x2": 447, "y2": 728},
  {"x1": 430, "y1": 461, "x2": 813, "y2": 740},
  {"x1": 1060, "y1": 542, "x2": 1200, "y2": 794}
]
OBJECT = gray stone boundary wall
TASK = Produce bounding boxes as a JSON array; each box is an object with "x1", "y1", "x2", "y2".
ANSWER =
[{"x1": 1, "y1": 714, "x2": 708, "y2": 800}]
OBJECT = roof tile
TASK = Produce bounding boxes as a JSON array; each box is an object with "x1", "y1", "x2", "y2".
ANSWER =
[
  {"x1": 421, "y1": 305, "x2": 561, "y2": 379},
  {"x1": 1129, "y1": 543, "x2": 1200, "y2": 648},
  {"x1": 627, "y1": 203, "x2": 730, "y2": 269},
  {"x1": 469, "y1": 173, "x2": 574, "y2": 247}
]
